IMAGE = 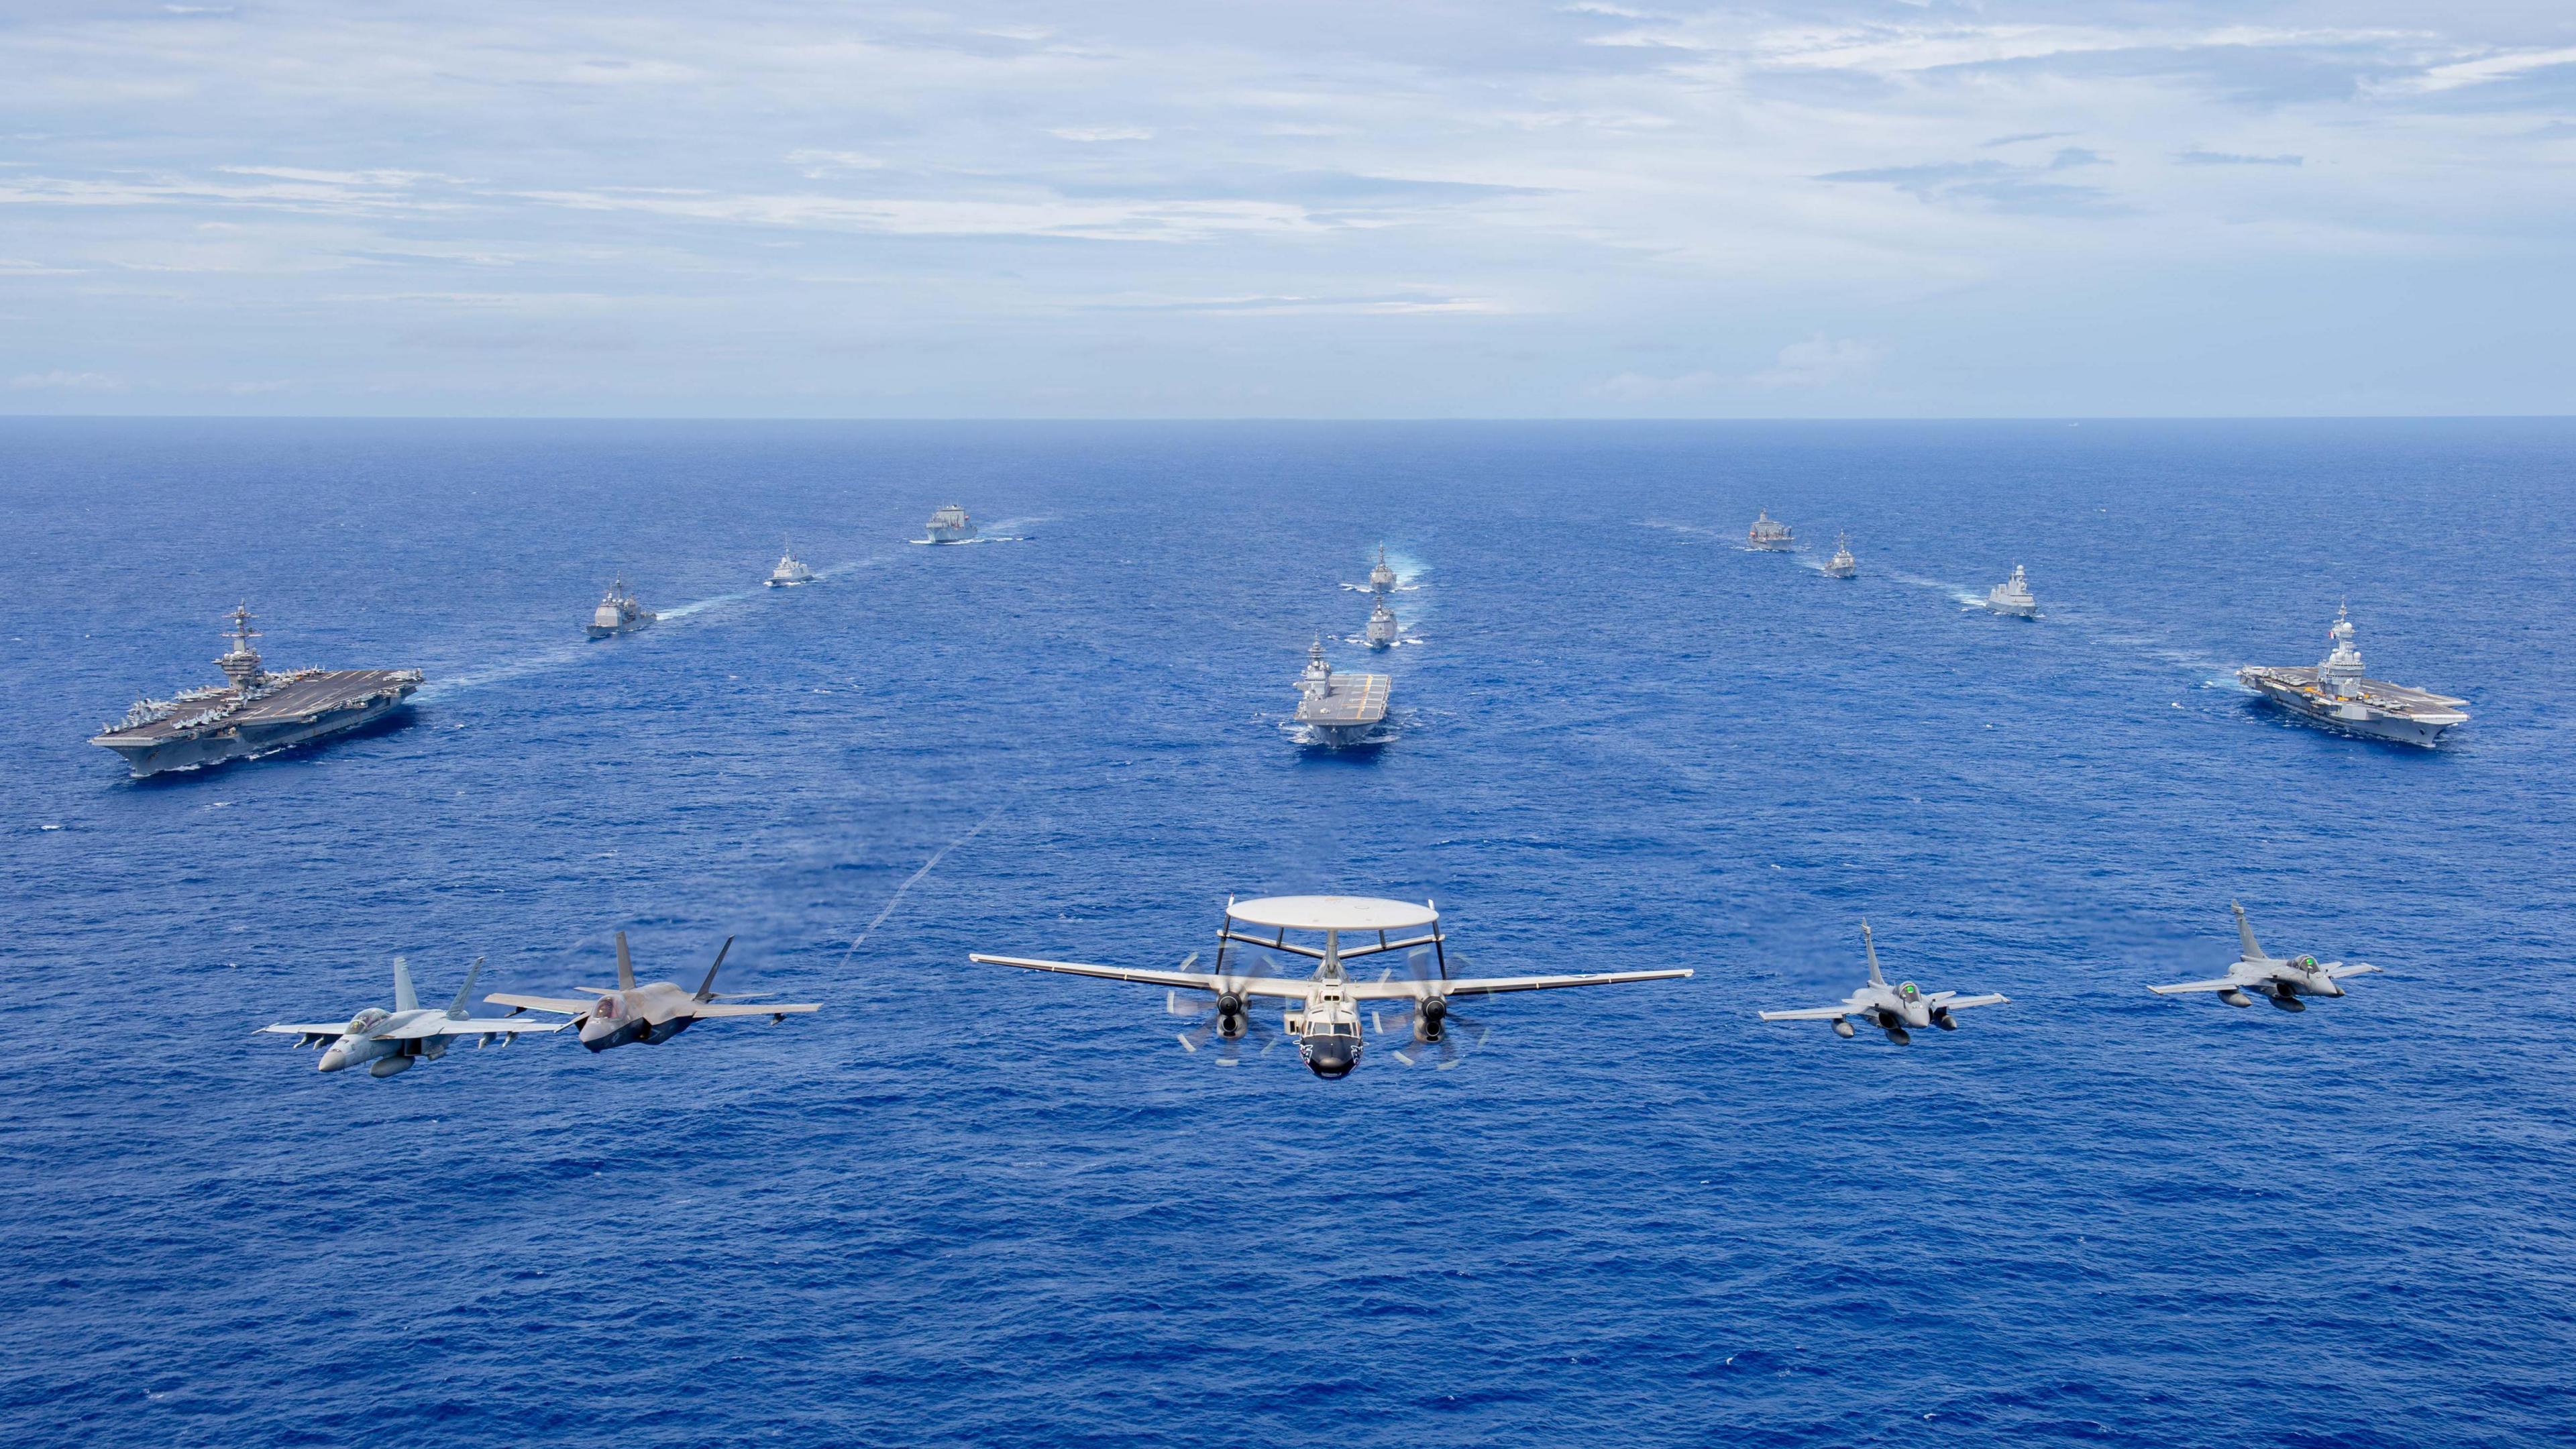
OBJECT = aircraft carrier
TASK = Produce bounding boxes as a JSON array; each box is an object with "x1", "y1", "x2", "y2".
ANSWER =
[
  {"x1": 2240, "y1": 605, "x2": 2467, "y2": 747},
  {"x1": 1293, "y1": 639, "x2": 1389, "y2": 746},
  {"x1": 91, "y1": 606, "x2": 422, "y2": 776}
]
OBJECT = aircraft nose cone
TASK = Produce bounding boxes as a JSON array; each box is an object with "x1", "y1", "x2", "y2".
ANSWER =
[
  {"x1": 318, "y1": 1047, "x2": 346, "y2": 1073},
  {"x1": 1305, "y1": 1041, "x2": 1357, "y2": 1079}
]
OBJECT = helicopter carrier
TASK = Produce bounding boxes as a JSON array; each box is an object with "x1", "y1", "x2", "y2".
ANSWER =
[
  {"x1": 1293, "y1": 639, "x2": 1389, "y2": 746},
  {"x1": 2240, "y1": 606, "x2": 2467, "y2": 747},
  {"x1": 90, "y1": 606, "x2": 422, "y2": 777}
]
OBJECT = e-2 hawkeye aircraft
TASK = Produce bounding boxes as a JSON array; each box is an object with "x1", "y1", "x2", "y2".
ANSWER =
[
  {"x1": 260, "y1": 956, "x2": 569, "y2": 1077},
  {"x1": 2149, "y1": 902, "x2": 2379, "y2": 1010},
  {"x1": 486, "y1": 931, "x2": 819, "y2": 1052},
  {"x1": 1757, "y1": 921, "x2": 2008, "y2": 1043},
  {"x1": 971, "y1": 895, "x2": 1691, "y2": 1079}
]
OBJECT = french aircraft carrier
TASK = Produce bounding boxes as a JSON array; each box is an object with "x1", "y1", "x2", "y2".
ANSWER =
[
  {"x1": 1293, "y1": 639, "x2": 1389, "y2": 746},
  {"x1": 2240, "y1": 605, "x2": 2467, "y2": 747},
  {"x1": 90, "y1": 606, "x2": 422, "y2": 777}
]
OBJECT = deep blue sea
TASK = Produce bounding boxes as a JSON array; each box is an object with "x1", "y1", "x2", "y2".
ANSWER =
[{"x1": 3, "y1": 419, "x2": 2571, "y2": 1447}]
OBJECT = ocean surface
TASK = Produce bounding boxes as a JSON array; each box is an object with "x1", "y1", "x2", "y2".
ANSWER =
[{"x1": 3, "y1": 419, "x2": 2571, "y2": 1448}]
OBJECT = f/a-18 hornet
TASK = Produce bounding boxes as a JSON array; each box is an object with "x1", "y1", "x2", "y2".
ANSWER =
[
  {"x1": 1758, "y1": 921, "x2": 2008, "y2": 1043},
  {"x1": 260, "y1": 956, "x2": 568, "y2": 1077},
  {"x1": 971, "y1": 895, "x2": 1691, "y2": 1079},
  {"x1": 2149, "y1": 902, "x2": 2380, "y2": 1010},
  {"x1": 486, "y1": 932, "x2": 819, "y2": 1051}
]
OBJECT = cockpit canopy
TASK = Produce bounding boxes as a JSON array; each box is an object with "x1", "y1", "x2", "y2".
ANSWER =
[
  {"x1": 592, "y1": 995, "x2": 623, "y2": 1020},
  {"x1": 345, "y1": 1008, "x2": 388, "y2": 1034},
  {"x1": 1896, "y1": 981, "x2": 1921, "y2": 1002}
]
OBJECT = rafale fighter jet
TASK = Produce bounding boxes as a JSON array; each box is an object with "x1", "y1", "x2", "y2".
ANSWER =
[
  {"x1": 1758, "y1": 922, "x2": 2008, "y2": 1043},
  {"x1": 971, "y1": 895, "x2": 1691, "y2": 1079},
  {"x1": 260, "y1": 957, "x2": 568, "y2": 1077},
  {"x1": 486, "y1": 931, "x2": 819, "y2": 1052},
  {"x1": 2149, "y1": 902, "x2": 2380, "y2": 1010}
]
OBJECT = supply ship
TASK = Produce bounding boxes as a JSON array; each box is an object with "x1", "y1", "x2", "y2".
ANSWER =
[
  {"x1": 1293, "y1": 639, "x2": 1389, "y2": 747},
  {"x1": 90, "y1": 606, "x2": 421, "y2": 777},
  {"x1": 1748, "y1": 511, "x2": 1794, "y2": 550},
  {"x1": 925, "y1": 504, "x2": 977, "y2": 544},
  {"x1": 2239, "y1": 606, "x2": 2467, "y2": 747}
]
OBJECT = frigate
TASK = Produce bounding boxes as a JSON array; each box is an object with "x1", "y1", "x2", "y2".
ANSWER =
[
  {"x1": 90, "y1": 606, "x2": 421, "y2": 777},
  {"x1": 765, "y1": 537, "x2": 815, "y2": 588},
  {"x1": 925, "y1": 504, "x2": 976, "y2": 544},
  {"x1": 2239, "y1": 605, "x2": 2467, "y2": 747},
  {"x1": 1823, "y1": 531, "x2": 1858, "y2": 579},
  {"x1": 1364, "y1": 596, "x2": 1401, "y2": 650},
  {"x1": 1293, "y1": 639, "x2": 1389, "y2": 746},
  {"x1": 1747, "y1": 511, "x2": 1794, "y2": 551},
  {"x1": 587, "y1": 578, "x2": 655, "y2": 638},
  {"x1": 1985, "y1": 565, "x2": 2038, "y2": 618}
]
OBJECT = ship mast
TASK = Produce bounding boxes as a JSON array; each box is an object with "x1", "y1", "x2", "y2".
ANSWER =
[{"x1": 217, "y1": 603, "x2": 266, "y2": 688}]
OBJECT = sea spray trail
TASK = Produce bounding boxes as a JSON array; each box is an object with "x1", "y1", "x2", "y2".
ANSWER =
[{"x1": 839, "y1": 800, "x2": 1014, "y2": 964}]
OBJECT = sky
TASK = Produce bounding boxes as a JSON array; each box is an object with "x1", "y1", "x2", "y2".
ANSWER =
[{"x1": 3, "y1": 1, "x2": 2574, "y2": 417}]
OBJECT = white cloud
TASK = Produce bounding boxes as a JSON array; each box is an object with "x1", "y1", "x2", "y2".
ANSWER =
[
  {"x1": 9, "y1": 370, "x2": 125, "y2": 390},
  {"x1": 1750, "y1": 335, "x2": 1886, "y2": 388},
  {"x1": 2382, "y1": 45, "x2": 2576, "y2": 95},
  {"x1": 1591, "y1": 370, "x2": 1721, "y2": 401},
  {"x1": 1049, "y1": 126, "x2": 1155, "y2": 142}
]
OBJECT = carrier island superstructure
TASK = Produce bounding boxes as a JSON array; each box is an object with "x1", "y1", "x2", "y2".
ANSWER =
[
  {"x1": 90, "y1": 606, "x2": 421, "y2": 777},
  {"x1": 2240, "y1": 606, "x2": 2467, "y2": 747},
  {"x1": 1294, "y1": 639, "x2": 1389, "y2": 746}
]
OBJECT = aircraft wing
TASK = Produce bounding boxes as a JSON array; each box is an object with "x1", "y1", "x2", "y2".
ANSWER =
[
  {"x1": 1350, "y1": 968, "x2": 1693, "y2": 1000},
  {"x1": 2147, "y1": 977, "x2": 2246, "y2": 996},
  {"x1": 382, "y1": 1014, "x2": 574, "y2": 1039},
  {"x1": 1928, "y1": 993, "x2": 2010, "y2": 1010},
  {"x1": 259, "y1": 1022, "x2": 358, "y2": 1037},
  {"x1": 971, "y1": 954, "x2": 1315, "y2": 998},
  {"x1": 486, "y1": 993, "x2": 598, "y2": 1016},
  {"x1": 689, "y1": 1002, "x2": 821, "y2": 1019},
  {"x1": 1756, "y1": 1005, "x2": 1854, "y2": 1022}
]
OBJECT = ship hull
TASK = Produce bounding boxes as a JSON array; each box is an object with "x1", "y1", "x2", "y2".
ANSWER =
[
  {"x1": 1986, "y1": 599, "x2": 2037, "y2": 619},
  {"x1": 1823, "y1": 563, "x2": 1856, "y2": 579},
  {"x1": 587, "y1": 617, "x2": 655, "y2": 639},
  {"x1": 98, "y1": 692, "x2": 415, "y2": 777},
  {"x1": 924, "y1": 527, "x2": 975, "y2": 544},
  {"x1": 2243, "y1": 678, "x2": 2455, "y2": 747},
  {"x1": 1748, "y1": 539, "x2": 1794, "y2": 551}
]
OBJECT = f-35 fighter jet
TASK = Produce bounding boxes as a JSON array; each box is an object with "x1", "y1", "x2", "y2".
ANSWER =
[
  {"x1": 260, "y1": 956, "x2": 569, "y2": 1077},
  {"x1": 1758, "y1": 921, "x2": 2008, "y2": 1043},
  {"x1": 487, "y1": 931, "x2": 819, "y2": 1052},
  {"x1": 2149, "y1": 902, "x2": 2380, "y2": 1010}
]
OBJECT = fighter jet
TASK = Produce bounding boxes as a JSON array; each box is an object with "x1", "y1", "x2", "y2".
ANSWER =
[
  {"x1": 2149, "y1": 902, "x2": 2380, "y2": 1010},
  {"x1": 972, "y1": 895, "x2": 1691, "y2": 1079},
  {"x1": 1757, "y1": 921, "x2": 2008, "y2": 1042},
  {"x1": 486, "y1": 931, "x2": 819, "y2": 1052},
  {"x1": 260, "y1": 956, "x2": 569, "y2": 1077}
]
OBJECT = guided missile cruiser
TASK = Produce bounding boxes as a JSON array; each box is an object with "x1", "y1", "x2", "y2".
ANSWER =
[
  {"x1": 1370, "y1": 546, "x2": 1399, "y2": 594},
  {"x1": 1293, "y1": 638, "x2": 1389, "y2": 747},
  {"x1": 2239, "y1": 604, "x2": 2467, "y2": 747},
  {"x1": 924, "y1": 504, "x2": 976, "y2": 544},
  {"x1": 90, "y1": 605, "x2": 422, "y2": 777},
  {"x1": 1364, "y1": 596, "x2": 1401, "y2": 649},
  {"x1": 588, "y1": 578, "x2": 655, "y2": 638}
]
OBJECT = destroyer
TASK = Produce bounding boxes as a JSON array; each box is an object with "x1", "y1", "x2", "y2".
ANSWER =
[
  {"x1": 1369, "y1": 545, "x2": 1399, "y2": 594},
  {"x1": 924, "y1": 504, "x2": 976, "y2": 544},
  {"x1": 2239, "y1": 605, "x2": 2467, "y2": 747},
  {"x1": 1823, "y1": 531, "x2": 1858, "y2": 580},
  {"x1": 587, "y1": 578, "x2": 655, "y2": 638},
  {"x1": 1293, "y1": 638, "x2": 1389, "y2": 747},
  {"x1": 1364, "y1": 596, "x2": 1401, "y2": 649},
  {"x1": 1747, "y1": 511, "x2": 1794, "y2": 551},
  {"x1": 765, "y1": 537, "x2": 815, "y2": 588},
  {"x1": 91, "y1": 606, "x2": 421, "y2": 777},
  {"x1": 1986, "y1": 565, "x2": 2037, "y2": 618}
]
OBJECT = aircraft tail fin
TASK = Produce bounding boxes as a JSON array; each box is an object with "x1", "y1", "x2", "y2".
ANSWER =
[
  {"x1": 392, "y1": 956, "x2": 419, "y2": 1012},
  {"x1": 1862, "y1": 920, "x2": 1886, "y2": 987},
  {"x1": 694, "y1": 936, "x2": 735, "y2": 1002},
  {"x1": 2233, "y1": 901, "x2": 2265, "y2": 962},
  {"x1": 615, "y1": 931, "x2": 636, "y2": 991},
  {"x1": 447, "y1": 956, "x2": 484, "y2": 1017}
]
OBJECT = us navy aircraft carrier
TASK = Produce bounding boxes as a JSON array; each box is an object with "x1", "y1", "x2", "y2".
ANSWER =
[
  {"x1": 90, "y1": 606, "x2": 422, "y2": 776},
  {"x1": 2239, "y1": 605, "x2": 2466, "y2": 747},
  {"x1": 1293, "y1": 638, "x2": 1389, "y2": 746}
]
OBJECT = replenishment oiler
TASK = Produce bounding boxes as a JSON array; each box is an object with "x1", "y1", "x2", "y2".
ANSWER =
[
  {"x1": 2240, "y1": 605, "x2": 2467, "y2": 747},
  {"x1": 91, "y1": 606, "x2": 421, "y2": 777}
]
